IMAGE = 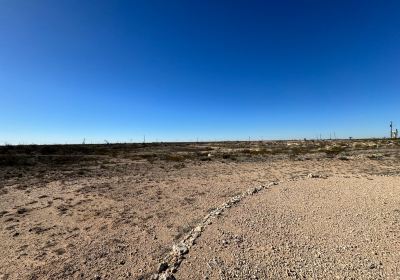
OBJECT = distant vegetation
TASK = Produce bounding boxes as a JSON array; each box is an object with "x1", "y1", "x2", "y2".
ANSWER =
[{"x1": 1, "y1": 138, "x2": 398, "y2": 167}]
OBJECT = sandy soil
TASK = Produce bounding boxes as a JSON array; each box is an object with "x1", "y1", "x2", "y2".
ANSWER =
[
  {"x1": 176, "y1": 176, "x2": 400, "y2": 279},
  {"x1": 0, "y1": 140, "x2": 399, "y2": 279}
]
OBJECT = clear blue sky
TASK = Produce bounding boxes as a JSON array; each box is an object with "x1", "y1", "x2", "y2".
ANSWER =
[{"x1": 1, "y1": 0, "x2": 400, "y2": 144}]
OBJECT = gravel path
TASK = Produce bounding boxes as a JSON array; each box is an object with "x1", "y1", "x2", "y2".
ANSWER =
[{"x1": 176, "y1": 176, "x2": 400, "y2": 279}]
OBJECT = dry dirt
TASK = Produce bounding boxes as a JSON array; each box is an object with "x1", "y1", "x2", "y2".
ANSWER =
[
  {"x1": 176, "y1": 176, "x2": 400, "y2": 279},
  {"x1": 0, "y1": 140, "x2": 399, "y2": 279}
]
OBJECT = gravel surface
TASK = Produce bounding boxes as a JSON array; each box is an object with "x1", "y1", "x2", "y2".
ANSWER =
[
  {"x1": 177, "y1": 176, "x2": 400, "y2": 279},
  {"x1": 0, "y1": 140, "x2": 400, "y2": 279}
]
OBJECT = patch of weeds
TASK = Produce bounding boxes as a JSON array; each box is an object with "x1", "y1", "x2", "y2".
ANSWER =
[
  {"x1": 57, "y1": 205, "x2": 69, "y2": 215},
  {"x1": 338, "y1": 156, "x2": 350, "y2": 161},
  {"x1": 221, "y1": 153, "x2": 236, "y2": 160},
  {"x1": 200, "y1": 156, "x2": 212, "y2": 161},
  {"x1": 183, "y1": 197, "x2": 196, "y2": 204},
  {"x1": 17, "y1": 207, "x2": 29, "y2": 215},
  {"x1": 165, "y1": 154, "x2": 184, "y2": 161},
  {"x1": 77, "y1": 170, "x2": 86, "y2": 175},
  {"x1": 325, "y1": 146, "x2": 347, "y2": 157},
  {"x1": 173, "y1": 162, "x2": 185, "y2": 169},
  {"x1": 367, "y1": 154, "x2": 383, "y2": 160},
  {"x1": 16, "y1": 184, "x2": 29, "y2": 190},
  {"x1": 29, "y1": 226, "x2": 49, "y2": 234}
]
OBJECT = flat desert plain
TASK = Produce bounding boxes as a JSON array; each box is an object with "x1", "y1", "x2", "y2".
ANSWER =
[{"x1": 0, "y1": 140, "x2": 399, "y2": 279}]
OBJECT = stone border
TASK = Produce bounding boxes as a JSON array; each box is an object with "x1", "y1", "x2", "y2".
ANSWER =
[
  {"x1": 150, "y1": 172, "x2": 400, "y2": 279},
  {"x1": 151, "y1": 181, "x2": 278, "y2": 280}
]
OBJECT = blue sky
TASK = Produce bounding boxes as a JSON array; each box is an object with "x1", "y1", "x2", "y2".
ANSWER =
[{"x1": 1, "y1": 0, "x2": 400, "y2": 144}]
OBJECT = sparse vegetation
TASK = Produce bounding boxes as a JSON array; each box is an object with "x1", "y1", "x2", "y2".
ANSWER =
[{"x1": 1, "y1": 139, "x2": 399, "y2": 279}]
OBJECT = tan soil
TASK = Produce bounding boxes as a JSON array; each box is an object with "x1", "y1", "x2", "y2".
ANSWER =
[
  {"x1": 0, "y1": 141, "x2": 399, "y2": 279},
  {"x1": 176, "y1": 176, "x2": 400, "y2": 279}
]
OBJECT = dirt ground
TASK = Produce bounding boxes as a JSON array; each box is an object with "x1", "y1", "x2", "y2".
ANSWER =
[
  {"x1": 0, "y1": 140, "x2": 399, "y2": 279},
  {"x1": 176, "y1": 176, "x2": 400, "y2": 279}
]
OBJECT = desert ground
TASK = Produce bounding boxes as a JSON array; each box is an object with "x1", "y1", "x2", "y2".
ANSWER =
[{"x1": 0, "y1": 139, "x2": 399, "y2": 280}]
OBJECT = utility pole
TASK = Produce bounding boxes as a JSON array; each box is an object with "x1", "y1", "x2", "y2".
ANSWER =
[{"x1": 390, "y1": 121, "x2": 393, "y2": 138}]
